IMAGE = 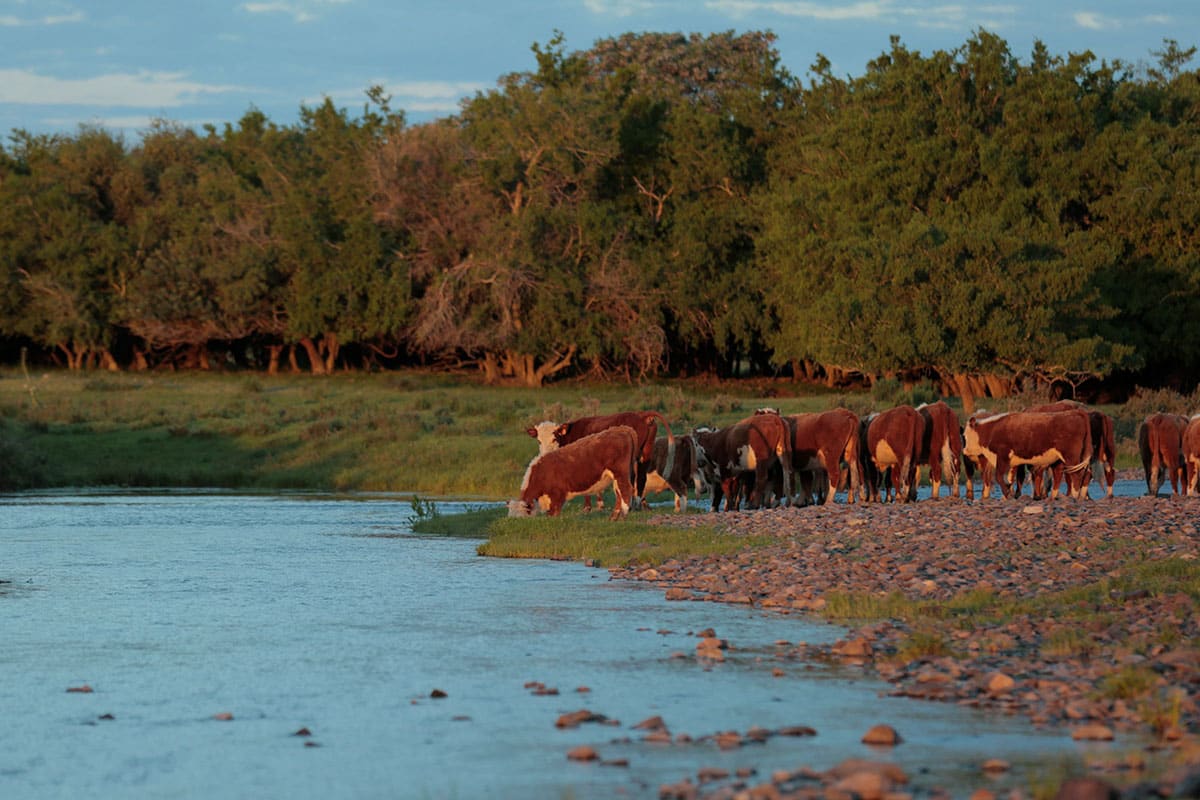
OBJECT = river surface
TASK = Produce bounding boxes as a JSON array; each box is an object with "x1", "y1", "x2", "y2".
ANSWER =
[{"x1": 0, "y1": 491, "x2": 1132, "y2": 799}]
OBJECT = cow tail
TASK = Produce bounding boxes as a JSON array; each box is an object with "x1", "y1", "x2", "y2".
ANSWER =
[{"x1": 649, "y1": 412, "x2": 676, "y2": 484}]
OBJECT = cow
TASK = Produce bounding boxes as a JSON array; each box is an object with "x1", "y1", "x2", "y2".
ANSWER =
[
  {"x1": 963, "y1": 410, "x2": 1093, "y2": 500},
  {"x1": 866, "y1": 405, "x2": 925, "y2": 503},
  {"x1": 916, "y1": 401, "x2": 963, "y2": 500},
  {"x1": 528, "y1": 411, "x2": 675, "y2": 509},
  {"x1": 783, "y1": 408, "x2": 863, "y2": 505},
  {"x1": 1025, "y1": 401, "x2": 1117, "y2": 499},
  {"x1": 1138, "y1": 413, "x2": 1189, "y2": 496},
  {"x1": 642, "y1": 434, "x2": 708, "y2": 512},
  {"x1": 508, "y1": 426, "x2": 639, "y2": 520},
  {"x1": 1184, "y1": 415, "x2": 1200, "y2": 497},
  {"x1": 693, "y1": 413, "x2": 793, "y2": 512}
]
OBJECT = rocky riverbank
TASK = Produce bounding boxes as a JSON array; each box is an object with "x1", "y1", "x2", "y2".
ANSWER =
[{"x1": 612, "y1": 489, "x2": 1200, "y2": 798}]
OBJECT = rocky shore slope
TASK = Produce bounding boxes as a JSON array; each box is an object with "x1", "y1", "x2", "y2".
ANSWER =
[{"x1": 611, "y1": 490, "x2": 1200, "y2": 797}]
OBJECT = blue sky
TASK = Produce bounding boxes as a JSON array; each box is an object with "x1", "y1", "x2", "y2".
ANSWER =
[{"x1": 1, "y1": 1, "x2": 1195, "y2": 144}]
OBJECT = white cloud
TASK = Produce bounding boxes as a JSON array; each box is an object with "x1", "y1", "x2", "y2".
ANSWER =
[
  {"x1": 583, "y1": 0, "x2": 659, "y2": 16},
  {"x1": 239, "y1": 0, "x2": 350, "y2": 23},
  {"x1": 705, "y1": 0, "x2": 894, "y2": 22},
  {"x1": 0, "y1": 69, "x2": 247, "y2": 107},
  {"x1": 307, "y1": 80, "x2": 489, "y2": 114},
  {"x1": 0, "y1": 9, "x2": 84, "y2": 26},
  {"x1": 1074, "y1": 11, "x2": 1108, "y2": 30}
]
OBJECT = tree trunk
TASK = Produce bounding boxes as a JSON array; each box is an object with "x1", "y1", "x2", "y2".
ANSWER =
[
  {"x1": 322, "y1": 332, "x2": 339, "y2": 373},
  {"x1": 481, "y1": 353, "x2": 501, "y2": 384},
  {"x1": 298, "y1": 337, "x2": 327, "y2": 375},
  {"x1": 982, "y1": 373, "x2": 1012, "y2": 399},
  {"x1": 267, "y1": 345, "x2": 282, "y2": 376},
  {"x1": 100, "y1": 349, "x2": 120, "y2": 371},
  {"x1": 951, "y1": 373, "x2": 977, "y2": 416}
]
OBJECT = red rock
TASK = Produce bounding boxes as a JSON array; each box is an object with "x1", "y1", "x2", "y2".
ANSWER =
[
  {"x1": 1054, "y1": 777, "x2": 1120, "y2": 799},
  {"x1": 861, "y1": 724, "x2": 902, "y2": 746},
  {"x1": 66, "y1": 685, "x2": 93, "y2": 693},
  {"x1": 213, "y1": 712, "x2": 234, "y2": 721},
  {"x1": 567, "y1": 745, "x2": 599, "y2": 762},
  {"x1": 556, "y1": 709, "x2": 608, "y2": 728},
  {"x1": 1071, "y1": 723, "x2": 1115, "y2": 741},
  {"x1": 634, "y1": 715, "x2": 667, "y2": 730}
]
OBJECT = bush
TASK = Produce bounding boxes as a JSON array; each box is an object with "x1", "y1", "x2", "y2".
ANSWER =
[{"x1": 0, "y1": 418, "x2": 46, "y2": 489}]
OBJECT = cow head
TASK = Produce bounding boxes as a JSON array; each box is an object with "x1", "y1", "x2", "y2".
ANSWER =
[
  {"x1": 507, "y1": 499, "x2": 536, "y2": 517},
  {"x1": 528, "y1": 421, "x2": 562, "y2": 455}
]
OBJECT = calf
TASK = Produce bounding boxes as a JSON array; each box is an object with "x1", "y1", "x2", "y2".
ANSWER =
[
  {"x1": 866, "y1": 405, "x2": 925, "y2": 503},
  {"x1": 785, "y1": 408, "x2": 863, "y2": 505},
  {"x1": 1139, "y1": 413, "x2": 1189, "y2": 496},
  {"x1": 916, "y1": 401, "x2": 963, "y2": 500},
  {"x1": 642, "y1": 434, "x2": 707, "y2": 512},
  {"x1": 509, "y1": 426, "x2": 638, "y2": 520},
  {"x1": 964, "y1": 411, "x2": 1092, "y2": 500},
  {"x1": 528, "y1": 411, "x2": 675, "y2": 508},
  {"x1": 693, "y1": 413, "x2": 793, "y2": 511},
  {"x1": 1184, "y1": 415, "x2": 1200, "y2": 497}
]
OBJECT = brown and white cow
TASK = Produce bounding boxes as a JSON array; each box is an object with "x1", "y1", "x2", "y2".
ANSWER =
[
  {"x1": 1138, "y1": 413, "x2": 1189, "y2": 496},
  {"x1": 528, "y1": 411, "x2": 675, "y2": 508},
  {"x1": 642, "y1": 434, "x2": 707, "y2": 512},
  {"x1": 1184, "y1": 415, "x2": 1200, "y2": 497},
  {"x1": 916, "y1": 401, "x2": 963, "y2": 500},
  {"x1": 964, "y1": 411, "x2": 1092, "y2": 500},
  {"x1": 784, "y1": 408, "x2": 863, "y2": 505},
  {"x1": 693, "y1": 413, "x2": 793, "y2": 511},
  {"x1": 509, "y1": 426, "x2": 639, "y2": 520},
  {"x1": 1025, "y1": 401, "x2": 1117, "y2": 499},
  {"x1": 866, "y1": 405, "x2": 925, "y2": 503}
]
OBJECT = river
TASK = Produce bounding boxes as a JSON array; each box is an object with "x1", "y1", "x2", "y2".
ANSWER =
[{"x1": 0, "y1": 491, "x2": 1128, "y2": 798}]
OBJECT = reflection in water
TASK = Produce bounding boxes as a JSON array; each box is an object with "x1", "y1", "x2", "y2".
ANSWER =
[{"x1": 0, "y1": 492, "x2": 1127, "y2": 798}]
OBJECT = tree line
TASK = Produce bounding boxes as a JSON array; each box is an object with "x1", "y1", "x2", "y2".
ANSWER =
[{"x1": 1, "y1": 29, "x2": 1197, "y2": 409}]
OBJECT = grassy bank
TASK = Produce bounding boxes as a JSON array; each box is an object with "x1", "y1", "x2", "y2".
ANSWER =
[{"x1": 0, "y1": 367, "x2": 1170, "y2": 494}]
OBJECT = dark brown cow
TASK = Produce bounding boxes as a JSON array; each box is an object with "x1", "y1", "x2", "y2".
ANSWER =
[
  {"x1": 1184, "y1": 415, "x2": 1200, "y2": 497},
  {"x1": 866, "y1": 405, "x2": 925, "y2": 503},
  {"x1": 1138, "y1": 413, "x2": 1188, "y2": 496},
  {"x1": 528, "y1": 411, "x2": 675, "y2": 507},
  {"x1": 1026, "y1": 401, "x2": 1117, "y2": 499},
  {"x1": 509, "y1": 426, "x2": 638, "y2": 520},
  {"x1": 693, "y1": 413, "x2": 793, "y2": 511},
  {"x1": 964, "y1": 411, "x2": 1092, "y2": 500},
  {"x1": 642, "y1": 434, "x2": 706, "y2": 512},
  {"x1": 785, "y1": 408, "x2": 863, "y2": 505},
  {"x1": 916, "y1": 401, "x2": 963, "y2": 500}
]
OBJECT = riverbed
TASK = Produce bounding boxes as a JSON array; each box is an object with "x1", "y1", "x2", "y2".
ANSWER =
[{"x1": 0, "y1": 492, "x2": 1128, "y2": 798}]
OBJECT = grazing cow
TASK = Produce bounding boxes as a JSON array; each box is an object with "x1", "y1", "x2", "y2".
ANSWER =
[
  {"x1": 509, "y1": 426, "x2": 638, "y2": 520},
  {"x1": 1025, "y1": 401, "x2": 1117, "y2": 499},
  {"x1": 964, "y1": 411, "x2": 1092, "y2": 500},
  {"x1": 916, "y1": 401, "x2": 963, "y2": 500},
  {"x1": 1138, "y1": 413, "x2": 1189, "y2": 496},
  {"x1": 1184, "y1": 415, "x2": 1200, "y2": 497},
  {"x1": 693, "y1": 413, "x2": 793, "y2": 511},
  {"x1": 528, "y1": 411, "x2": 675, "y2": 508},
  {"x1": 642, "y1": 434, "x2": 707, "y2": 512},
  {"x1": 784, "y1": 408, "x2": 863, "y2": 505},
  {"x1": 866, "y1": 406, "x2": 925, "y2": 503}
]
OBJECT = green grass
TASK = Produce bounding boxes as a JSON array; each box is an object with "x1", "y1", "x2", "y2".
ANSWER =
[
  {"x1": 0, "y1": 369, "x2": 855, "y2": 494},
  {"x1": 476, "y1": 510, "x2": 767, "y2": 568}
]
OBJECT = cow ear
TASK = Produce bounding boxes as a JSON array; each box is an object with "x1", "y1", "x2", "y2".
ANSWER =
[
  {"x1": 525, "y1": 427, "x2": 537, "y2": 438},
  {"x1": 555, "y1": 424, "x2": 568, "y2": 438}
]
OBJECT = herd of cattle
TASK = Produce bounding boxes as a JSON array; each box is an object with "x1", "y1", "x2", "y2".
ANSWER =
[{"x1": 506, "y1": 401, "x2": 1200, "y2": 519}]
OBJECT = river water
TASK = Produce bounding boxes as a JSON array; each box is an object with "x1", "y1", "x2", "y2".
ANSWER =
[{"x1": 0, "y1": 492, "x2": 1131, "y2": 799}]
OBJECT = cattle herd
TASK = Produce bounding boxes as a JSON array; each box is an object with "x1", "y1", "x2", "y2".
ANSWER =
[{"x1": 506, "y1": 401, "x2": 1200, "y2": 519}]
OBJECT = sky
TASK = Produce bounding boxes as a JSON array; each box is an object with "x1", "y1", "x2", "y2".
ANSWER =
[{"x1": 1, "y1": 0, "x2": 1196, "y2": 145}]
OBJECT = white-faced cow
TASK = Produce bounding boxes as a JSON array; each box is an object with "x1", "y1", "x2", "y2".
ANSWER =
[
  {"x1": 866, "y1": 405, "x2": 925, "y2": 503},
  {"x1": 527, "y1": 411, "x2": 674, "y2": 509},
  {"x1": 1138, "y1": 413, "x2": 1189, "y2": 497},
  {"x1": 964, "y1": 411, "x2": 1092, "y2": 500},
  {"x1": 1184, "y1": 415, "x2": 1200, "y2": 497},
  {"x1": 916, "y1": 401, "x2": 963, "y2": 500},
  {"x1": 784, "y1": 408, "x2": 863, "y2": 506},
  {"x1": 1025, "y1": 401, "x2": 1117, "y2": 499},
  {"x1": 509, "y1": 426, "x2": 638, "y2": 521},
  {"x1": 693, "y1": 413, "x2": 793, "y2": 512},
  {"x1": 642, "y1": 434, "x2": 707, "y2": 512}
]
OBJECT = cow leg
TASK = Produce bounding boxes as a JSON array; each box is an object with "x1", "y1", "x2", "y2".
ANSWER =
[{"x1": 997, "y1": 457, "x2": 1015, "y2": 499}]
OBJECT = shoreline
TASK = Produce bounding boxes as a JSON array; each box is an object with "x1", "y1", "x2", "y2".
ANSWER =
[{"x1": 609, "y1": 489, "x2": 1200, "y2": 794}]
